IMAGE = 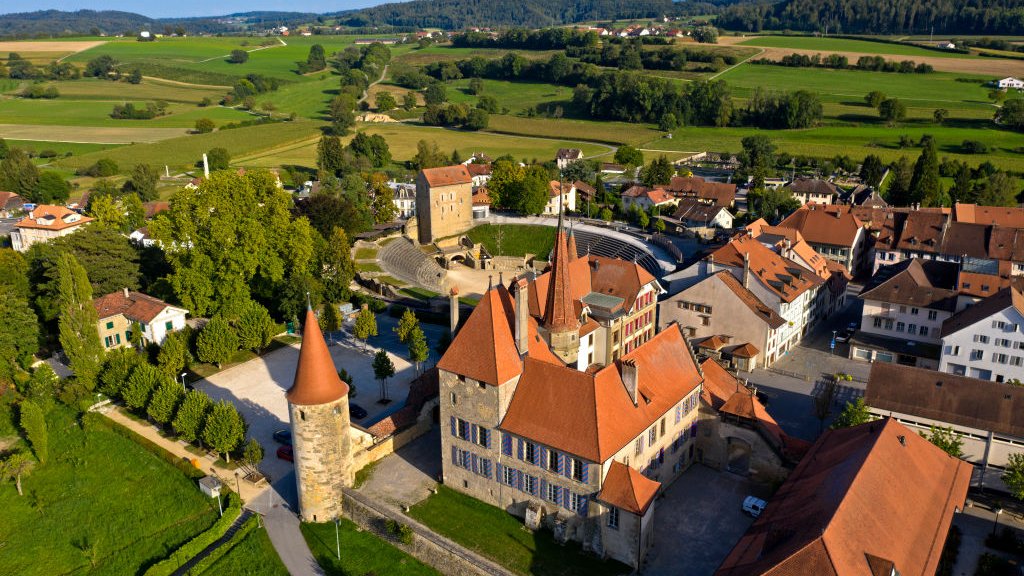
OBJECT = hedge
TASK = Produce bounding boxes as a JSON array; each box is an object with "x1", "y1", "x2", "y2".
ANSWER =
[
  {"x1": 83, "y1": 412, "x2": 205, "y2": 480},
  {"x1": 185, "y1": 514, "x2": 259, "y2": 575},
  {"x1": 143, "y1": 492, "x2": 242, "y2": 576}
]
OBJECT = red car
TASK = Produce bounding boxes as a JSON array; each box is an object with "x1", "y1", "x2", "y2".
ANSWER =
[{"x1": 276, "y1": 445, "x2": 293, "y2": 462}]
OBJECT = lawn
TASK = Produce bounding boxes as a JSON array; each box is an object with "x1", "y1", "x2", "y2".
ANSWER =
[
  {"x1": 738, "y1": 36, "x2": 971, "y2": 58},
  {"x1": 466, "y1": 224, "x2": 555, "y2": 258},
  {"x1": 408, "y1": 485, "x2": 629, "y2": 576},
  {"x1": 0, "y1": 405, "x2": 219, "y2": 576},
  {"x1": 355, "y1": 247, "x2": 378, "y2": 259},
  {"x1": 396, "y1": 45, "x2": 561, "y2": 66},
  {"x1": 199, "y1": 521, "x2": 289, "y2": 576},
  {"x1": 400, "y1": 286, "x2": 441, "y2": 300},
  {"x1": 445, "y1": 78, "x2": 575, "y2": 115},
  {"x1": 57, "y1": 119, "x2": 322, "y2": 172},
  {"x1": 254, "y1": 74, "x2": 338, "y2": 120},
  {"x1": 357, "y1": 262, "x2": 384, "y2": 273},
  {"x1": 301, "y1": 519, "x2": 440, "y2": 576},
  {"x1": 486, "y1": 114, "x2": 658, "y2": 146},
  {"x1": 7, "y1": 139, "x2": 121, "y2": 157}
]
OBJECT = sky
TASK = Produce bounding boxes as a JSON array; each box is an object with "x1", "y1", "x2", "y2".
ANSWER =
[{"x1": 0, "y1": 0, "x2": 383, "y2": 19}]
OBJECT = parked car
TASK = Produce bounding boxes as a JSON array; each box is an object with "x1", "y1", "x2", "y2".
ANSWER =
[
  {"x1": 349, "y1": 403, "x2": 368, "y2": 420},
  {"x1": 836, "y1": 330, "x2": 852, "y2": 343},
  {"x1": 272, "y1": 429, "x2": 292, "y2": 445},
  {"x1": 742, "y1": 496, "x2": 767, "y2": 518},
  {"x1": 276, "y1": 445, "x2": 293, "y2": 462}
]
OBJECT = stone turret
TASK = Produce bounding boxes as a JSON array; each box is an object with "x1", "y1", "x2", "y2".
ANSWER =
[
  {"x1": 542, "y1": 209, "x2": 580, "y2": 364},
  {"x1": 286, "y1": 307, "x2": 353, "y2": 523}
]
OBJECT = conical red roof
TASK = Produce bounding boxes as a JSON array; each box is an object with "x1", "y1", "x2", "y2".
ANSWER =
[
  {"x1": 286, "y1": 308, "x2": 349, "y2": 405},
  {"x1": 543, "y1": 217, "x2": 578, "y2": 332},
  {"x1": 566, "y1": 229, "x2": 578, "y2": 262}
]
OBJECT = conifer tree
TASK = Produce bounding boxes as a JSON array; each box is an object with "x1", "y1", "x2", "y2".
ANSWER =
[{"x1": 56, "y1": 252, "x2": 104, "y2": 389}]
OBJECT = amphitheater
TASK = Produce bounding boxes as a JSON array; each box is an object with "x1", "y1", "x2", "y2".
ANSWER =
[{"x1": 377, "y1": 237, "x2": 450, "y2": 293}]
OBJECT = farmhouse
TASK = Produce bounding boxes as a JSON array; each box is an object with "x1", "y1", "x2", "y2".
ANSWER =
[
  {"x1": 10, "y1": 204, "x2": 92, "y2": 252},
  {"x1": 783, "y1": 177, "x2": 839, "y2": 205},
  {"x1": 543, "y1": 181, "x2": 576, "y2": 215},
  {"x1": 93, "y1": 288, "x2": 188, "y2": 348},
  {"x1": 555, "y1": 148, "x2": 583, "y2": 169},
  {"x1": 998, "y1": 77, "x2": 1024, "y2": 89}
]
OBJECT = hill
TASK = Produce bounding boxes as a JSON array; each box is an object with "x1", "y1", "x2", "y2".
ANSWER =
[
  {"x1": 0, "y1": 9, "x2": 233, "y2": 37},
  {"x1": 717, "y1": 0, "x2": 1024, "y2": 35}
]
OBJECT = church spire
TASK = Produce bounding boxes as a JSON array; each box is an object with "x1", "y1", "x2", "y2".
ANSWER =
[
  {"x1": 567, "y1": 222, "x2": 578, "y2": 262},
  {"x1": 543, "y1": 193, "x2": 578, "y2": 334}
]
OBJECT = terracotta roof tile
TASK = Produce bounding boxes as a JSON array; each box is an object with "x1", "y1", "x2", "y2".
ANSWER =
[
  {"x1": 287, "y1": 308, "x2": 350, "y2": 405},
  {"x1": 466, "y1": 163, "x2": 492, "y2": 177},
  {"x1": 716, "y1": 418, "x2": 972, "y2": 576},
  {"x1": 0, "y1": 191, "x2": 22, "y2": 210},
  {"x1": 16, "y1": 204, "x2": 92, "y2": 231},
  {"x1": 784, "y1": 178, "x2": 839, "y2": 198},
  {"x1": 777, "y1": 204, "x2": 863, "y2": 247},
  {"x1": 597, "y1": 461, "x2": 660, "y2": 515},
  {"x1": 93, "y1": 289, "x2": 184, "y2": 324},
  {"x1": 859, "y1": 259, "x2": 959, "y2": 311},
  {"x1": 667, "y1": 176, "x2": 736, "y2": 207},
  {"x1": 542, "y1": 224, "x2": 579, "y2": 332},
  {"x1": 728, "y1": 342, "x2": 760, "y2": 358},
  {"x1": 709, "y1": 235, "x2": 821, "y2": 303},
  {"x1": 420, "y1": 165, "x2": 472, "y2": 187},
  {"x1": 954, "y1": 203, "x2": 1024, "y2": 227}
]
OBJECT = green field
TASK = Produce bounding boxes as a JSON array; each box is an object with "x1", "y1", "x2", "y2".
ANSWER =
[
  {"x1": 302, "y1": 519, "x2": 440, "y2": 576},
  {"x1": 12, "y1": 77, "x2": 229, "y2": 104},
  {"x1": 0, "y1": 406, "x2": 218, "y2": 575},
  {"x1": 7, "y1": 139, "x2": 121, "y2": 157},
  {"x1": 445, "y1": 78, "x2": 575, "y2": 114},
  {"x1": 466, "y1": 224, "x2": 555, "y2": 258},
  {"x1": 0, "y1": 98, "x2": 252, "y2": 128},
  {"x1": 487, "y1": 114, "x2": 659, "y2": 146},
  {"x1": 738, "y1": 36, "x2": 971, "y2": 58},
  {"x1": 254, "y1": 74, "x2": 337, "y2": 120},
  {"x1": 200, "y1": 521, "x2": 289, "y2": 576},
  {"x1": 396, "y1": 45, "x2": 561, "y2": 66}
]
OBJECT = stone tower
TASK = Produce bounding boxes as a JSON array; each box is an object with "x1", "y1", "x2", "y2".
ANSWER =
[{"x1": 286, "y1": 307, "x2": 352, "y2": 523}]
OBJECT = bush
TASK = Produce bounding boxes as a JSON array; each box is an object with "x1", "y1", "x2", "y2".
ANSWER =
[
  {"x1": 143, "y1": 492, "x2": 241, "y2": 576},
  {"x1": 194, "y1": 118, "x2": 215, "y2": 134},
  {"x1": 385, "y1": 519, "x2": 414, "y2": 545},
  {"x1": 228, "y1": 50, "x2": 249, "y2": 64},
  {"x1": 962, "y1": 140, "x2": 990, "y2": 154}
]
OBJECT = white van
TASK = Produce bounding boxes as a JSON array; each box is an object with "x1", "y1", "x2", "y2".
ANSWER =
[{"x1": 742, "y1": 496, "x2": 767, "y2": 518}]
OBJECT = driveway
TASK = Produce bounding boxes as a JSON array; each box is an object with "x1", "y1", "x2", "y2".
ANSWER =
[{"x1": 642, "y1": 465, "x2": 766, "y2": 576}]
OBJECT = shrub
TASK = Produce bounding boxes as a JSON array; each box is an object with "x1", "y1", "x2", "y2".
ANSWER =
[
  {"x1": 194, "y1": 118, "x2": 215, "y2": 134},
  {"x1": 143, "y1": 492, "x2": 241, "y2": 576}
]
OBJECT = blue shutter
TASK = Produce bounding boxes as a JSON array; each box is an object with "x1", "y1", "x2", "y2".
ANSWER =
[
  {"x1": 539, "y1": 447, "x2": 548, "y2": 469},
  {"x1": 471, "y1": 423, "x2": 478, "y2": 444},
  {"x1": 450, "y1": 416, "x2": 456, "y2": 437},
  {"x1": 502, "y1": 432, "x2": 512, "y2": 456},
  {"x1": 496, "y1": 462, "x2": 504, "y2": 483},
  {"x1": 483, "y1": 459, "x2": 491, "y2": 478},
  {"x1": 471, "y1": 454, "x2": 478, "y2": 473},
  {"x1": 482, "y1": 428, "x2": 491, "y2": 449},
  {"x1": 517, "y1": 439, "x2": 524, "y2": 461},
  {"x1": 580, "y1": 462, "x2": 589, "y2": 484},
  {"x1": 553, "y1": 485, "x2": 561, "y2": 507},
  {"x1": 451, "y1": 445, "x2": 457, "y2": 465},
  {"x1": 516, "y1": 469, "x2": 524, "y2": 492},
  {"x1": 533, "y1": 446, "x2": 542, "y2": 467},
  {"x1": 564, "y1": 457, "x2": 573, "y2": 479},
  {"x1": 557, "y1": 453, "x2": 565, "y2": 476},
  {"x1": 540, "y1": 478, "x2": 548, "y2": 500},
  {"x1": 675, "y1": 404, "x2": 681, "y2": 424},
  {"x1": 579, "y1": 495, "x2": 589, "y2": 517}
]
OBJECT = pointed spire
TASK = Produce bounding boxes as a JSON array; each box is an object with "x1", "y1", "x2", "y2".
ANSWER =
[
  {"x1": 543, "y1": 199, "x2": 579, "y2": 333},
  {"x1": 286, "y1": 308, "x2": 348, "y2": 405},
  {"x1": 566, "y1": 222, "x2": 578, "y2": 262}
]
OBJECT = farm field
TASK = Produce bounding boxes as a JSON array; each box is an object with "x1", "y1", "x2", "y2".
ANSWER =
[
  {"x1": 0, "y1": 405, "x2": 219, "y2": 576},
  {"x1": 486, "y1": 114, "x2": 659, "y2": 146},
  {"x1": 396, "y1": 45, "x2": 561, "y2": 66},
  {"x1": 6, "y1": 139, "x2": 121, "y2": 156},
  {"x1": 0, "y1": 123, "x2": 188, "y2": 144},
  {"x1": 444, "y1": 78, "x2": 574, "y2": 114},
  {"x1": 736, "y1": 35, "x2": 969, "y2": 58},
  {"x1": 0, "y1": 98, "x2": 253, "y2": 128},
  {"x1": 14, "y1": 77, "x2": 229, "y2": 103}
]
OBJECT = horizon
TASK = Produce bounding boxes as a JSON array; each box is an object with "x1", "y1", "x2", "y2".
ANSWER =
[{"x1": 0, "y1": 1, "x2": 385, "y2": 19}]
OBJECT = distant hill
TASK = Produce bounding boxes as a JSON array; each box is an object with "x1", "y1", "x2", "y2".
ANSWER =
[
  {"x1": 716, "y1": 0, "x2": 1024, "y2": 35},
  {"x1": 0, "y1": 9, "x2": 155, "y2": 37}
]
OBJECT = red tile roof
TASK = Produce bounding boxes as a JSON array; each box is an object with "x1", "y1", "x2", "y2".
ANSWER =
[
  {"x1": 542, "y1": 224, "x2": 579, "y2": 333},
  {"x1": 93, "y1": 289, "x2": 182, "y2": 323},
  {"x1": 287, "y1": 308, "x2": 350, "y2": 406},
  {"x1": 859, "y1": 259, "x2": 959, "y2": 311},
  {"x1": 471, "y1": 188, "x2": 492, "y2": 206},
  {"x1": 710, "y1": 236, "x2": 822, "y2": 303},
  {"x1": 954, "y1": 203, "x2": 1024, "y2": 227},
  {"x1": 0, "y1": 191, "x2": 22, "y2": 210},
  {"x1": 465, "y1": 163, "x2": 492, "y2": 177},
  {"x1": 17, "y1": 204, "x2": 92, "y2": 231},
  {"x1": 710, "y1": 272, "x2": 787, "y2": 329},
  {"x1": 728, "y1": 342, "x2": 760, "y2": 358},
  {"x1": 529, "y1": 255, "x2": 656, "y2": 321},
  {"x1": 666, "y1": 176, "x2": 736, "y2": 207},
  {"x1": 500, "y1": 327, "x2": 702, "y2": 461},
  {"x1": 715, "y1": 418, "x2": 972, "y2": 576},
  {"x1": 777, "y1": 204, "x2": 863, "y2": 248},
  {"x1": 597, "y1": 461, "x2": 660, "y2": 515},
  {"x1": 420, "y1": 165, "x2": 472, "y2": 187}
]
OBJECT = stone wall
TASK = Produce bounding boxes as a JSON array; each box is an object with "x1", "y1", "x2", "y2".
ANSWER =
[{"x1": 351, "y1": 399, "x2": 438, "y2": 472}]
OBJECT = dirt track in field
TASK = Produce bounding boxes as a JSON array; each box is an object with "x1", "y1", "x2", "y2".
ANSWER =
[
  {"x1": 0, "y1": 124, "x2": 186, "y2": 144},
  {"x1": 716, "y1": 36, "x2": 1024, "y2": 76}
]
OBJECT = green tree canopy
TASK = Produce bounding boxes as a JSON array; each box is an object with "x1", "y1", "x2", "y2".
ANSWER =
[
  {"x1": 207, "y1": 147, "x2": 230, "y2": 171},
  {"x1": 372, "y1": 348, "x2": 396, "y2": 400},
  {"x1": 235, "y1": 301, "x2": 276, "y2": 352},
  {"x1": 407, "y1": 326, "x2": 429, "y2": 374},
  {"x1": 156, "y1": 330, "x2": 191, "y2": 377},
  {"x1": 123, "y1": 363, "x2": 166, "y2": 412},
  {"x1": 996, "y1": 98, "x2": 1024, "y2": 131},
  {"x1": 830, "y1": 398, "x2": 873, "y2": 429},
  {"x1": 614, "y1": 145, "x2": 643, "y2": 167},
  {"x1": 56, "y1": 252, "x2": 103, "y2": 390},
  {"x1": 910, "y1": 137, "x2": 943, "y2": 206},
  {"x1": 34, "y1": 171, "x2": 71, "y2": 205},
  {"x1": 19, "y1": 400, "x2": 48, "y2": 464},
  {"x1": 353, "y1": 307, "x2": 378, "y2": 347},
  {"x1": 0, "y1": 449, "x2": 31, "y2": 496},
  {"x1": 203, "y1": 400, "x2": 245, "y2": 462},
  {"x1": 123, "y1": 164, "x2": 159, "y2": 201},
  {"x1": 394, "y1": 308, "x2": 419, "y2": 343},
  {"x1": 1003, "y1": 453, "x2": 1024, "y2": 501},
  {"x1": 147, "y1": 377, "x2": 184, "y2": 426},
  {"x1": 919, "y1": 425, "x2": 964, "y2": 458},
  {"x1": 173, "y1": 389, "x2": 212, "y2": 444},
  {"x1": 640, "y1": 155, "x2": 674, "y2": 187},
  {"x1": 196, "y1": 315, "x2": 238, "y2": 368},
  {"x1": 317, "y1": 227, "x2": 355, "y2": 303},
  {"x1": 0, "y1": 148, "x2": 39, "y2": 199},
  {"x1": 0, "y1": 290, "x2": 38, "y2": 385},
  {"x1": 98, "y1": 347, "x2": 145, "y2": 398}
]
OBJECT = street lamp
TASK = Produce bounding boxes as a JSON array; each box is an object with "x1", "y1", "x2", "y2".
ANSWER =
[
  {"x1": 831, "y1": 330, "x2": 837, "y2": 356},
  {"x1": 335, "y1": 517, "x2": 341, "y2": 560},
  {"x1": 992, "y1": 507, "x2": 1004, "y2": 536},
  {"x1": 234, "y1": 471, "x2": 241, "y2": 504},
  {"x1": 180, "y1": 372, "x2": 187, "y2": 392}
]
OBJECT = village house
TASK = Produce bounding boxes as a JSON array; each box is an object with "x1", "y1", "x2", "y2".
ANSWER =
[
  {"x1": 666, "y1": 199, "x2": 733, "y2": 233},
  {"x1": 866, "y1": 362, "x2": 1024, "y2": 491},
  {"x1": 10, "y1": 204, "x2": 92, "y2": 252},
  {"x1": 437, "y1": 218, "x2": 697, "y2": 568},
  {"x1": 543, "y1": 181, "x2": 576, "y2": 215},
  {"x1": 466, "y1": 163, "x2": 492, "y2": 187},
  {"x1": 939, "y1": 283, "x2": 1024, "y2": 382},
  {"x1": 783, "y1": 177, "x2": 840, "y2": 205},
  {"x1": 93, "y1": 288, "x2": 189, "y2": 348},
  {"x1": 665, "y1": 175, "x2": 736, "y2": 208},
  {"x1": 621, "y1": 186, "x2": 677, "y2": 212},
  {"x1": 471, "y1": 187, "x2": 491, "y2": 220},
  {"x1": 776, "y1": 204, "x2": 868, "y2": 275},
  {"x1": 415, "y1": 165, "x2": 474, "y2": 244},
  {"x1": 390, "y1": 182, "x2": 417, "y2": 219},
  {"x1": 998, "y1": 77, "x2": 1024, "y2": 90},
  {"x1": 555, "y1": 148, "x2": 584, "y2": 169},
  {"x1": 0, "y1": 191, "x2": 23, "y2": 217},
  {"x1": 716, "y1": 418, "x2": 971, "y2": 576}
]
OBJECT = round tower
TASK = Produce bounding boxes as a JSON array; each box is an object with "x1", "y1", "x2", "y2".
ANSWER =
[{"x1": 286, "y1": 307, "x2": 352, "y2": 522}]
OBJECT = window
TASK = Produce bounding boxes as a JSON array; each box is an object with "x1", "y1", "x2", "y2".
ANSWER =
[
  {"x1": 104, "y1": 335, "x2": 114, "y2": 347},
  {"x1": 884, "y1": 319, "x2": 894, "y2": 330},
  {"x1": 949, "y1": 345, "x2": 960, "y2": 356},
  {"x1": 450, "y1": 392, "x2": 457, "y2": 406},
  {"x1": 996, "y1": 338, "x2": 1010, "y2": 348},
  {"x1": 994, "y1": 321, "x2": 1007, "y2": 329},
  {"x1": 634, "y1": 438, "x2": 642, "y2": 456},
  {"x1": 1012, "y1": 357, "x2": 1023, "y2": 367},
  {"x1": 971, "y1": 349, "x2": 984, "y2": 361},
  {"x1": 571, "y1": 459, "x2": 584, "y2": 482},
  {"x1": 660, "y1": 418, "x2": 666, "y2": 437},
  {"x1": 105, "y1": 321, "x2": 114, "y2": 329},
  {"x1": 476, "y1": 427, "x2": 490, "y2": 448},
  {"x1": 910, "y1": 307, "x2": 919, "y2": 315},
  {"x1": 899, "y1": 306, "x2": 907, "y2": 314},
  {"x1": 523, "y1": 441, "x2": 536, "y2": 464},
  {"x1": 546, "y1": 483, "x2": 559, "y2": 503},
  {"x1": 607, "y1": 506, "x2": 619, "y2": 529},
  {"x1": 165, "y1": 321, "x2": 173, "y2": 331},
  {"x1": 995, "y1": 353, "x2": 1009, "y2": 364},
  {"x1": 700, "y1": 316, "x2": 710, "y2": 326},
  {"x1": 503, "y1": 466, "x2": 516, "y2": 486},
  {"x1": 928, "y1": 310, "x2": 938, "y2": 320},
  {"x1": 896, "y1": 322, "x2": 905, "y2": 333},
  {"x1": 648, "y1": 427, "x2": 657, "y2": 445},
  {"x1": 919, "y1": 327, "x2": 928, "y2": 337},
  {"x1": 907, "y1": 324, "x2": 917, "y2": 335},
  {"x1": 873, "y1": 317, "x2": 883, "y2": 328},
  {"x1": 569, "y1": 492, "x2": 582, "y2": 513},
  {"x1": 548, "y1": 450, "x2": 559, "y2": 471},
  {"x1": 525, "y1": 475, "x2": 537, "y2": 495},
  {"x1": 457, "y1": 419, "x2": 470, "y2": 441},
  {"x1": 974, "y1": 335, "x2": 990, "y2": 344}
]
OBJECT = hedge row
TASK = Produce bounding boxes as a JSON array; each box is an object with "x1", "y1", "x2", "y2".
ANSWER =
[
  {"x1": 83, "y1": 412, "x2": 205, "y2": 480},
  {"x1": 143, "y1": 492, "x2": 242, "y2": 576},
  {"x1": 185, "y1": 514, "x2": 259, "y2": 575}
]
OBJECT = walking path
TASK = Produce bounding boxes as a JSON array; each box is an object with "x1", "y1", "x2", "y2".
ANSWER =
[{"x1": 172, "y1": 510, "x2": 253, "y2": 576}]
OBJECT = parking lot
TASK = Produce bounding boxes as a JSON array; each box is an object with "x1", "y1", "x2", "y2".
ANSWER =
[{"x1": 641, "y1": 465, "x2": 767, "y2": 576}]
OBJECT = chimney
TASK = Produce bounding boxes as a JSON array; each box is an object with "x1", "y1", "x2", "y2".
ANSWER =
[
  {"x1": 708, "y1": 253, "x2": 715, "y2": 274},
  {"x1": 123, "y1": 287, "x2": 129, "y2": 298},
  {"x1": 622, "y1": 359, "x2": 639, "y2": 406},
  {"x1": 743, "y1": 252, "x2": 751, "y2": 289},
  {"x1": 202, "y1": 154, "x2": 210, "y2": 178},
  {"x1": 449, "y1": 286, "x2": 460, "y2": 335},
  {"x1": 514, "y1": 278, "x2": 529, "y2": 355},
  {"x1": 783, "y1": 238, "x2": 792, "y2": 260}
]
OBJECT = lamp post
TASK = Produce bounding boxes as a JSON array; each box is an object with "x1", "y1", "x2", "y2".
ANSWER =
[
  {"x1": 992, "y1": 507, "x2": 1003, "y2": 536},
  {"x1": 831, "y1": 330, "x2": 837, "y2": 355},
  {"x1": 180, "y1": 372, "x2": 187, "y2": 392},
  {"x1": 234, "y1": 471, "x2": 241, "y2": 503},
  {"x1": 335, "y1": 517, "x2": 341, "y2": 560}
]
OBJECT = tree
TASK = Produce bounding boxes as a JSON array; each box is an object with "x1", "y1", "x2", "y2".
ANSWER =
[
  {"x1": 318, "y1": 227, "x2": 355, "y2": 303},
  {"x1": 173, "y1": 389, "x2": 212, "y2": 444},
  {"x1": 0, "y1": 148, "x2": 40, "y2": 199},
  {"x1": 860, "y1": 154, "x2": 885, "y2": 187},
  {"x1": 56, "y1": 252, "x2": 104, "y2": 390},
  {"x1": 692, "y1": 25, "x2": 718, "y2": 44},
  {"x1": 353, "y1": 307, "x2": 378, "y2": 348},
  {"x1": 85, "y1": 55, "x2": 118, "y2": 78},
  {"x1": 327, "y1": 94, "x2": 357, "y2": 135},
  {"x1": 468, "y1": 77, "x2": 484, "y2": 95},
  {"x1": 394, "y1": 308, "x2": 419, "y2": 343},
  {"x1": 228, "y1": 50, "x2": 249, "y2": 64},
  {"x1": 886, "y1": 156, "x2": 914, "y2": 206},
  {"x1": 375, "y1": 91, "x2": 397, "y2": 112},
  {"x1": 370, "y1": 174, "x2": 399, "y2": 224},
  {"x1": 123, "y1": 363, "x2": 163, "y2": 411},
  {"x1": 997, "y1": 98, "x2": 1024, "y2": 131},
  {"x1": 640, "y1": 155, "x2": 674, "y2": 187},
  {"x1": 239, "y1": 437, "x2": 264, "y2": 477},
  {"x1": 976, "y1": 172, "x2": 1020, "y2": 207},
  {"x1": 920, "y1": 425, "x2": 964, "y2": 458},
  {"x1": 659, "y1": 112, "x2": 678, "y2": 132},
  {"x1": 412, "y1": 140, "x2": 446, "y2": 170},
  {"x1": 407, "y1": 326, "x2": 429, "y2": 375},
  {"x1": 203, "y1": 400, "x2": 245, "y2": 462},
  {"x1": 465, "y1": 108, "x2": 489, "y2": 130},
  {"x1": 424, "y1": 83, "x2": 447, "y2": 105},
  {"x1": 933, "y1": 108, "x2": 948, "y2": 124},
  {"x1": 740, "y1": 135, "x2": 775, "y2": 187},
  {"x1": 147, "y1": 378, "x2": 183, "y2": 427},
  {"x1": 305, "y1": 44, "x2": 327, "y2": 72},
  {"x1": 317, "y1": 136, "x2": 346, "y2": 175},
  {"x1": 157, "y1": 330, "x2": 190, "y2": 377},
  {"x1": 194, "y1": 118, "x2": 215, "y2": 134},
  {"x1": 811, "y1": 378, "x2": 837, "y2": 434},
  {"x1": 197, "y1": 315, "x2": 238, "y2": 368},
  {"x1": 349, "y1": 133, "x2": 392, "y2": 168},
  {"x1": 373, "y1": 349, "x2": 396, "y2": 400},
  {"x1": 34, "y1": 172, "x2": 71, "y2": 204},
  {"x1": 599, "y1": 207, "x2": 613, "y2": 221},
  {"x1": 910, "y1": 138, "x2": 943, "y2": 206},
  {"x1": 19, "y1": 400, "x2": 48, "y2": 465},
  {"x1": 830, "y1": 398, "x2": 873, "y2": 429},
  {"x1": 402, "y1": 91, "x2": 418, "y2": 110},
  {"x1": 236, "y1": 301, "x2": 277, "y2": 352},
  {"x1": 25, "y1": 365, "x2": 58, "y2": 410},
  {"x1": 747, "y1": 187, "x2": 801, "y2": 223},
  {"x1": 0, "y1": 450, "x2": 31, "y2": 496},
  {"x1": 98, "y1": 347, "x2": 144, "y2": 398},
  {"x1": 0, "y1": 137, "x2": 8, "y2": 160},
  {"x1": 320, "y1": 302, "x2": 341, "y2": 333},
  {"x1": 865, "y1": 90, "x2": 887, "y2": 108},
  {"x1": 614, "y1": 145, "x2": 643, "y2": 167},
  {"x1": 207, "y1": 148, "x2": 230, "y2": 171},
  {"x1": 878, "y1": 98, "x2": 907, "y2": 124},
  {"x1": 124, "y1": 164, "x2": 158, "y2": 201},
  {"x1": 0, "y1": 290, "x2": 38, "y2": 385},
  {"x1": 127, "y1": 68, "x2": 142, "y2": 84}
]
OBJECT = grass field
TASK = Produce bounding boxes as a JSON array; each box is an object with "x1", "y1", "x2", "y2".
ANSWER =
[
  {"x1": 486, "y1": 114, "x2": 659, "y2": 146},
  {"x1": 445, "y1": 78, "x2": 575, "y2": 115},
  {"x1": 301, "y1": 519, "x2": 440, "y2": 576},
  {"x1": 737, "y1": 36, "x2": 970, "y2": 58},
  {"x1": 254, "y1": 74, "x2": 338, "y2": 120},
  {"x1": 0, "y1": 405, "x2": 218, "y2": 576},
  {"x1": 396, "y1": 45, "x2": 561, "y2": 66},
  {"x1": 14, "y1": 77, "x2": 229, "y2": 104},
  {"x1": 0, "y1": 98, "x2": 253, "y2": 128},
  {"x1": 200, "y1": 522, "x2": 288, "y2": 576},
  {"x1": 408, "y1": 486, "x2": 628, "y2": 576},
  {"x1": 467, "y1": 224, "x2": 555, "y2": 258},
  {"x1": 6, "y1": 139, "x2": 120, "y2": 156}
]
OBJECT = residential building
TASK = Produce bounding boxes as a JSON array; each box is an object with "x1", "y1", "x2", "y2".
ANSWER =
[
  {"x1": 437, "y1": 219, "x2": 694, "y2": 568},
  {"x1": 776, "y1": 204, "x2": 867, "y2": 275},
  {"x1": 666, "y1": 199, "x2": 732, "y2": 232},
  {"x1": 866, "y1": 362, "x2": 1024, "y2": 491},
  {"x1": 716, "y1": 418, "x2": 971, "y2": 576},
  {"x1": 621, "y1": 186, "x2": 677, "y2": 212},
  {"x1": 542, "y1": 181, "x2": 576, "y2": 215},
  {"x1": 0, "y1": 191, "x2": 23, "y2": 217},
  {"x1": 390, "y1": 182, "x2": 416, "y2": 219},
  {"x1": 939, "y1": 283, "x2": 1024, "y2": 382},
  {"x1": 415, "y1": 165, "x2": 474, "y2": 244},
  {"x1": 783, "y1": 177, "x2": 839, "y2": 205},
  {"x1": 466, "y1": 163, "x2": 492, "y2": 187},
  {"x1": 10, "y1": 204, "x2": 92, "y2": 252},
  {"x1": 573, "y1": 180, "x2": 596, "y2": 204},
  {"x1": 665, "y1": 176, "x2": 736, "y2": 208},
  {"x1": 998, "y1": 77, "x2": 1024, "y2": 90},
  {"x1": 852, "y1": 259, "x2": 959, "y2": 367},
  {"x1": 837, "y1": 185, "x2": 887, "y2": 207},
  {"x1": 471, "y1": 187, "x2": 491, "y2": 220},
  {"x1": 93, "y1": 288, "x2": 189, "y2": 348},
  {"x1": 555, "y1": 148, "x2": 584, "y2": 169}
]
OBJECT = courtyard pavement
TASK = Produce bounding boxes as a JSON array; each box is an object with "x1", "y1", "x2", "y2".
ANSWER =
[
  {"x1": 356, "y1": 427, "x2": 441, "y2": 508},
  {"x1": 642, "y1": 465, "x2": 767, "y2": 576}
]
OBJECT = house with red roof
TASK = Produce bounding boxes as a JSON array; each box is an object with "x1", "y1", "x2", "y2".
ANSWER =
[
  {"x1": 776, "y1": 203, "x2": 868, "y2": 275},
  {"x1": 93, "y1": 288, "x2": 189, "y2": 348},
  {"x1": 438, "y1": 217, "x2": 701, "y2": 568},
  {"x1": 10, "y1": 204, "x2": 92, "y2": 252}
]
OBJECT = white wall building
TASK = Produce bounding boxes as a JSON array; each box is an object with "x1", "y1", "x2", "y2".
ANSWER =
[
  {"x1": 939, "y1": 285, "x2": 1024, "y2": 382},
  {"x1": 998, "y1": 77, "x2": 1024, "y2": 90}
]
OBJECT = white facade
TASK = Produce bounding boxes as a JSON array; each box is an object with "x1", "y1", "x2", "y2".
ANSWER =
[
  {"x1": 940, "y1": 308, "x2": 1024, "y2": 382},
  {"x1": 390, "y1": 183, "x2": 417, "y2": 219},
  {"x1": 998, "y1": 77, "x2": 1024, "y2": 90},
  {"x1": 543, "y1": 185, "x2": 577, "y2": 215},
  {"x1": 860, "y1": 300, "x2": 950, "y2": 344},
  {"x1": 143, "y1": 307, "x2": 189, "y2": 345}
]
